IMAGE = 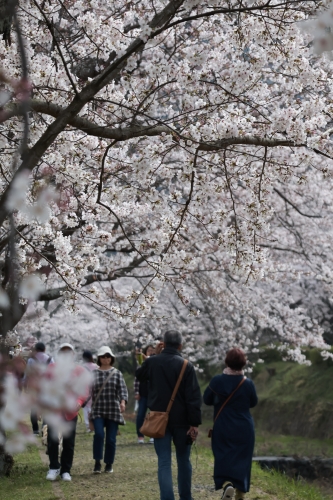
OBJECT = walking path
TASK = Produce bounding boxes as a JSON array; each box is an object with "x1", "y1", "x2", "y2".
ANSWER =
[{"x1": 1, "y1": 417, "x2": 328, "y2": 500}]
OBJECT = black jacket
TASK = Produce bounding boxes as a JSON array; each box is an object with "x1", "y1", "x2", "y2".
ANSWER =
[{"x1": 136, "y1": 347, "x2": 202, "y2": 428}]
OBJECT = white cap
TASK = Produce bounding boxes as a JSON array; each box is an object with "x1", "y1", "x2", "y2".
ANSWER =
[
  {"x1": 97, "y1": 345, "x2": 115, "y2": 361},
  {"x1": 58, "y1": 343, "x2": 75, "y2": 352}
]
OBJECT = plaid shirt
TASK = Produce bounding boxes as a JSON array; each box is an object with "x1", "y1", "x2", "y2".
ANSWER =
[
  {"x1": 91, "y1": 368, "x2": 128, "y2": 424},
  {"x1": 134, "y1": 377, "x2": 140, "y2": 396}
]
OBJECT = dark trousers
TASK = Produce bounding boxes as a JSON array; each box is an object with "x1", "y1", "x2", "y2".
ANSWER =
[
  {"x1": 47, "y1": 417, "x2": 77, "y2": 474},
  {"x1": 93, "y1": 418, "x2": 118, "y2": 464},
  {"x1": 136, "y1": 397, "x2": 148, "y2": 437},
  {"x1": 154, "y1": 427, "x2": 193, "y2": 500},
  {"x1": 31, "y1": 411, "x2": 39, "y2": 433}
]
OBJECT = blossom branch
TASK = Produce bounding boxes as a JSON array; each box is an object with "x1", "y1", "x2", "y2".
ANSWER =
[{"x1": 4, "y1": 101, "x2": 305, "y2": 147}]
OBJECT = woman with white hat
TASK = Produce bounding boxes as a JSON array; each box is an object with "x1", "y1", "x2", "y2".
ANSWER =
[{"x1": 90, "y1": 345, "x2": 128, "y2": 473}]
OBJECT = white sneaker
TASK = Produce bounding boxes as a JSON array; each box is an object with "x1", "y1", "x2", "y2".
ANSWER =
[
  {"x1": 221, "y1": 482, "x2": 235, "y2": 500},
  {"x1": 46, "y1": 469, "x2": 60, "y2": 481},
  {"x1": 149, "y1": 438, "x2": 154, "y2": 443},
  {"x1": 137, "y1": 437, "x2": 144, "y2": 443},
  {"x1": 61, "y1": 472, "x2": 72, "y2": 481}
]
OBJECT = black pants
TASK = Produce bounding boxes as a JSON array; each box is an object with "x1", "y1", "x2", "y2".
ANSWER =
[
  {"x1": 31, "y1": 411, "x2": 39, "y2": 433},
  {"x1": 47, "y1": 417, "x2": 77, "y2": 474}
]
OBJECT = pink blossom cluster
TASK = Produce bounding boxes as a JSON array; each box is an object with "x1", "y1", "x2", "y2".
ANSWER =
[{"x1": 0, "y1": 355, "x2": 92, "y2": 454}]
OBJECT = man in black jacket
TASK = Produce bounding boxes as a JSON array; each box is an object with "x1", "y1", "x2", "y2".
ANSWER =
[{"x1": 136, "y1": 330, "x2": 201, "y2": 500}]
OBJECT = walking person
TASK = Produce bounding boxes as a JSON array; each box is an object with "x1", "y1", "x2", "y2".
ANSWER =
[
  {"x1": 135, "y1": 344, "x2": 155, "y2": 443},
  {"x1": 27, "y1": 341, "x2": 54, "y2": 435},
  {"x1": 203, "y1": 348, "x2": 258, "y2": 500},
  {"x1": 82, "y1": 350, "x2": 98, "y2": 432},
  {"x1": 136, "y1": 330, "x2": 202, "y2": 500},
  {"x1": 46, "y1": 343, "x2": 89, "y2": 482},
  {"x1": 91, "y1": 345, "x2": 128, "y2": 474}
]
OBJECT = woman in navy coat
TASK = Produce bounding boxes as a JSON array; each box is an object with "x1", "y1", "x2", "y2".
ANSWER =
[{"x1": 203, "y1": 348, "x2": 258, "y2": 500}]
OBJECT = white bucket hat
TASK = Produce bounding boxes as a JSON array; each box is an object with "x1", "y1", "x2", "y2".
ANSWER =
[{"x1": 97, "y1": 345, "x2": 115, "y2": 361}]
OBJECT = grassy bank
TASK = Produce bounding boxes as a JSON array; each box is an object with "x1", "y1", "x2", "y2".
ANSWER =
[
  {"x1": 0, "y1": 417, "x2": 328, "y2": 500},
  {"x1": 251, "y1": 354, "x2": 333, "y2": 440}
]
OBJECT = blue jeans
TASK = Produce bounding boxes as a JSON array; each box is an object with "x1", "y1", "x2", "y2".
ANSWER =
[
  {"x1": 93, "y1": 418, "x2": 118, "y2": 464},
  {"x1": 136, "y1": 397, "x2": 148, "y2": 437},
  {"x1": 154, "y1": 427, "x2": 193, "y2": 500}
]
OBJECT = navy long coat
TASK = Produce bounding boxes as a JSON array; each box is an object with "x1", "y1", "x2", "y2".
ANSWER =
[{"x1": 203, "y1": 374, "x2": 258, "y2": 492}]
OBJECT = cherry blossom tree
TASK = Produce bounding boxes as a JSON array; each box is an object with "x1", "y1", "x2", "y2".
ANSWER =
[
  {"x1": 1, "y1": 0, "x2": 333, "y2": 463},
  {"x1": 0, "y1": 0, "x2": 332, "y2": 335}
]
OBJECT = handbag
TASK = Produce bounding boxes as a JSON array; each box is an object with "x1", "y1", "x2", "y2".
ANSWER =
[
  {"x1": 140, "y1": 359, "x2": 188, "y2": 439},
  {"x1": 208, "y1": 376, "x2": 246, "y2": 438},
  {"x1": 88, "y1": 369, "x2": 117, "y2": 431}
]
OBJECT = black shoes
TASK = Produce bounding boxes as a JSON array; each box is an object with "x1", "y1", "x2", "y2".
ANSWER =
[
  {"x1": 93, "y1": 461, "x2": 113, "y2": 473},
  {"x1": 93, "y1": 461, "x2": 101, "y2": 474}
]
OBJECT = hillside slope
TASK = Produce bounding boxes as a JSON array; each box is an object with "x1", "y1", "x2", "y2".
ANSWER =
[{"x1": 252, "y1": 353, "x2": 333, "y2": 439}]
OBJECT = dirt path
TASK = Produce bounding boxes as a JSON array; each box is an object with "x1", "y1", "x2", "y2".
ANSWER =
[
  {"x1": 46, "y1": 418, "x2": 223, "y2": 500},
  {"x1": 31, "y1": 417, "x2": 325, "y2": 500}
]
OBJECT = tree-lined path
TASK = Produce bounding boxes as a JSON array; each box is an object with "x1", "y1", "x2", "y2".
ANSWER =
[{"x1": 1, "y1": 417, "x2": 327, "y2": 500}]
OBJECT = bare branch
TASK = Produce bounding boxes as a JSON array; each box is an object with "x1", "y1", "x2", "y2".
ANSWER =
[
  {"x1": 273, "y1": 187, "x2": 322, "y2": 218},
  {"x1": 155, "y1": 0, "x2": 318, "y2": 33},
  {"x1": 163, "y1": 160, "x2": 196, "y2": 255}
]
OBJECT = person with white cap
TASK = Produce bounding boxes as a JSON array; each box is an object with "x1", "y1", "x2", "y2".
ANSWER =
[
  {"x1": 46, "y1": 343, "x2": 90, "y2": 482},
  {"x1": 90, "y1": 345, "x2": 128, "y2": 474}
]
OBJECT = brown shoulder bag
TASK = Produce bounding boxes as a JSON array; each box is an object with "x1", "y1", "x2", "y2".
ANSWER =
[
  {"x1": 140, "y1": 359, "x2": 188, "y2": 439},
  {"x1": 208, "y1": 376, "x2": 246, "y2": 438}
]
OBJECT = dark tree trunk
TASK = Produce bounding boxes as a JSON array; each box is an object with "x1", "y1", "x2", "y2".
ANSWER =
[
  {"x1": 0, "y1": 292, "x2": 27, "y2": 338},
  {"x1": 0, "y1": 447, "x2": 14, "y2": 477},
  {"x1": 0, "y1": 0, "x2": 13, "y2": 46}
]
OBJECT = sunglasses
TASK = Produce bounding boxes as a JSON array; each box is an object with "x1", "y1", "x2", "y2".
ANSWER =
[{"x1": 100, "y1": 354, "x2": 111, "y2": 358}]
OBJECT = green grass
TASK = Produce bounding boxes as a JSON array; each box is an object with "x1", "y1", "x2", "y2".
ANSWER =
[
  {"x1": 251, "y1": 360, "x2": 333, "y2": 440},
  {"x1": 0, "y1": 416, "x2": 330, "y2": 500},
  {"x1": 0, "y1": 444, "x2": 55, "y2": 500},
  {"x1": 252, "y1": 360, "x2": 333, "y2": 403},
  {"x1": 252, "y1": 465, "x2": 328, "y2": 500},
  {"x1": 254, "y1": 432, "x2": 333, "y2": 457}
]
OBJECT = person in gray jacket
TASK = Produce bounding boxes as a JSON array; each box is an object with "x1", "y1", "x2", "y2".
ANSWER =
[{"x1": 136, "y1": 330, "x2": 202, "y2": 500}]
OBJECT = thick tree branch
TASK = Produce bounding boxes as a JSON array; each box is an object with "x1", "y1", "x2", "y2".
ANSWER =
[
  {"x1": 6, "y1": 100, "x2": 303, "y2": 147},
  {"x1": 39, "y1": 286, "x2": 66, "y2": 301},
  {"x1": 39, "y1": 257, "x2": 146, "y2": 301},
  {"x1": 5, "y1": 100, "x2": 171, "y2": 139},
  {"x1": 0, "y1": 0, "x2": 186, "y2": 226}
]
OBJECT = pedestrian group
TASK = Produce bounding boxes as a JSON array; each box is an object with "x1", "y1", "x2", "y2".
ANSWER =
[{"x1": 26, "y1": 331, "x2": 258, "y2": 500}]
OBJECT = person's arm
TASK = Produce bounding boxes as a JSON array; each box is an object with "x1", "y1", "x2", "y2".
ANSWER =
[
  {"x1": 91, "y1": 370, "x2": 99, "y2": 404},
  {"x1": 135, "y1": 357, "x2": 150, "y2": 382},
  {"x1": 249, "y1": 380, "x2": 258, "y2": 408},
  {"x1": 118, "y1": 371, "x2": 129, "y2": 413},
  {"x1": 134, "y1": 377, "x2": 140, "y2": 400},
  {"x1": 184, "y1": 364, "x2": 202, "y2": 427},
  {"x1": 203, "y1": 380, "x2": 216, "y2": 406}
]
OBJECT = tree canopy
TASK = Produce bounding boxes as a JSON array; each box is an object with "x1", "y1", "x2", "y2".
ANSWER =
[{"x1": 1, "y1": 0, "x2": 333, "y2": 357}]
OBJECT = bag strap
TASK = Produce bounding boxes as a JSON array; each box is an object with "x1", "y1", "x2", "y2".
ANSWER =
[
  {"x1": 91, "y1": 369, "x2": 117, "y2": 412},
  {"x1": 213, "y1": 377, "x2": 246, "y2": 424},
  {"x1": 166, "y1": 359, "x2": 188, "y2": 414}
]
